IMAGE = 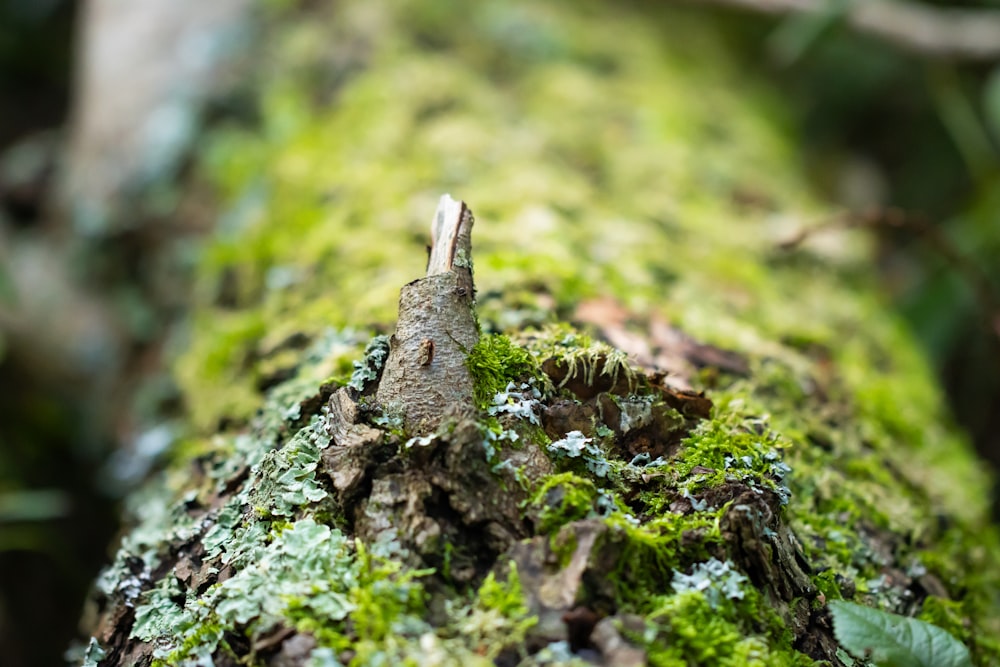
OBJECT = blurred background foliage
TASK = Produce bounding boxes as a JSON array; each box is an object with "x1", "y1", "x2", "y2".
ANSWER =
[
  {"x1": 714, "y1": 3, "x2": 1000, "y2": 481},
  {"x1": 1, "y1": 0, "x2": 999, "y2": 665},
  {"x1": 1, "y1": 2, "x2": 120, "y2": 666}
]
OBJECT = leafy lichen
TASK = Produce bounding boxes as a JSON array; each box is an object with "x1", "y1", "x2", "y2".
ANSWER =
[
  {"x1": 348, "y1": 334, "x2": 390, "y2": 392},
  {"x1": 546, "y1": 430, "x2": 611, "y2": 478}
]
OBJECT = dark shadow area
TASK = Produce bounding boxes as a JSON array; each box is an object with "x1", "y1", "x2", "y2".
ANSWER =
[{"x1": 0, "y1": 3, "x2": 119, "y2": 666}]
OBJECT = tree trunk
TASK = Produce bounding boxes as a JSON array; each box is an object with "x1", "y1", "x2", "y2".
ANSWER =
[{"x1": 74, "y1": 1, "x2": 1000, "y2": 666}]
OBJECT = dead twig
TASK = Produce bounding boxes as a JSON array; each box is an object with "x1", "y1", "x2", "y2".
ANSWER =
[
  {"x1": 779, "y1": 207, "x2": 1000, "y2": 342},
  {"x1": 679, "y1": 0, "x2": 1000, "y2": 61},
  {"x1": 375, "y1": 195, "x2": 480, "y2": 435}
]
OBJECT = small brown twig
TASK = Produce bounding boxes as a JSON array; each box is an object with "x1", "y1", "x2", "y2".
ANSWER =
[
  {"x1": 678, "y1": 0, "x2": 1000, "y2": 61},
  {"x1": 779, "y1": 207, "x2": 1000, "y2": 342},
  {"x1": 375, "y1": 195, "x2": 480, "y2": 435}
]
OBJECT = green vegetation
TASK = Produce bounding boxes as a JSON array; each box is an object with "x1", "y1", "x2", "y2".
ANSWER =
[
  {"x1": 82, "y1": 0, "x2": 1000, "y2": 664},
  {"x1": 830, "y1": 600, "x2": 973, "y2": 667},
  {"x1": 526, "y1": 472, "x2": 600, "y2": 534},
  {"x1": 457, "y1": 564, "x2": 538, "y2": 660},
  {"x1": 639, "y1": 591, "x2": 811, "y2": 667},
  {"x1": 466, "y1": 333, "x2": 540, "y2": 408}
]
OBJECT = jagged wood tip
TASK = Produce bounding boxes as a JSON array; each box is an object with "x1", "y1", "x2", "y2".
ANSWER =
[{"x1": 427, "y1": 194, "x2": 473, "y2": 276}]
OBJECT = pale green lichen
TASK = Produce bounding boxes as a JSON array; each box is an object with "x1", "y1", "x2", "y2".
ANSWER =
[
  {"x1": 546, "y1": 430, "x2": 611, "y2": 478},
  {"x1": 670, "y1": 558, "x2": 748, "y2": 608},
  {"x1": 348, "y1": 334, "x2": 390, "y2": 392},
  {"x1": 80, "y1": 638, "x2": 106, "y2": 667},
  {"x1": 239, "y1": 420, "x2": 330, "y2": 518},
  {"x1": 133, "y1": 519, "x2": 358, "y2": 663}
]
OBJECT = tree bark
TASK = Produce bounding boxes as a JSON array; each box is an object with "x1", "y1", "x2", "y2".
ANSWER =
[
  {"x1": 72, "y1": 1, "x2": 1000, "y2": 666},
  {"x1": 374, "y1": 195, "x2": 479, "y2": 435}
]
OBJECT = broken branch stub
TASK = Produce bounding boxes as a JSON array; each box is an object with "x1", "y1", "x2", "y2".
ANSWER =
[{"x1": 375, "y1": 195, "x2": 479, "y2": 434}]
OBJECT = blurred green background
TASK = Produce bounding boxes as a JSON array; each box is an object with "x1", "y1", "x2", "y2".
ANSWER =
[{"x1": 1, "y1": 0, "x2": 999, "y2": 665}]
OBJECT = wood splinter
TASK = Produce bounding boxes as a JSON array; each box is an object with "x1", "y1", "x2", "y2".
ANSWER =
[{"x1": 374, "y1": 194, "x2": 479, "y2": 435}]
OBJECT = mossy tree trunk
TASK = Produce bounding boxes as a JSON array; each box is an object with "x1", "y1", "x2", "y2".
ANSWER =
[{"x1": 75, "y1": 1, "x2": 1000, "y2": 666}]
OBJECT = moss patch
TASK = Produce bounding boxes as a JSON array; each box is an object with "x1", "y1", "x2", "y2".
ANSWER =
[
  {"x1": 83, "y1": 0, "x2": 1000, "y2": 664},
  {"x1": 466, "y1": 333, "x2": 540, "y2": 409},
  {"x1": 638, "y1": 591, "x2": 811, "y2": 667}
]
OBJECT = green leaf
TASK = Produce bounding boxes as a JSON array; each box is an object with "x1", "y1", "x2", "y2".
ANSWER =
[{"x1": 829, "y1": 600, "x2": 973, "y2": 667}]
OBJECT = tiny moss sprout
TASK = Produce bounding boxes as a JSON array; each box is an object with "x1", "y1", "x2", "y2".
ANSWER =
[
  {"x1": 525, "y1": 325, "x2": 639, "y2": 395},
  {"x1": 526, "y1": 472, "x2": 601, "y2": 534},
  {"x1": 466, "y1": 333, "x2": 540, "y2": 409}
]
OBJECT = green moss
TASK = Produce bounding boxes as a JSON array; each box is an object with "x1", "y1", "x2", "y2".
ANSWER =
[
  {"x1": 918, "y1": 596, "x2": 970, "y2": 642},
  {"x1": 637, "y1": 591, "x2": 814, "y2": 667},
  {"x1": 458, "y1": 563, "x2": 538, "y2": 660},
  {"x1": 174, "y1": 311, "x2": 268, "y2": 431},
  {"x1": 526, "y1": 472, "x2": 600, "y2": 534},
  {"x1": 795, "y1": 505, "x2": 878, "y2": 591},
  {"x1": 466, "y1": 333, "x2": 540, "y2": 408},
  {"x1": 812, "y1": 570, "x2": 843, "y2": 603},
  {"x1": 672, "y1": 418, "x2": 792, "y2": 501},
  {"x1": 339, "y1": 542, "x2": 432, "y2": 653},
  {"x1": 177, "y1": 0, "x2": 812, "y2": 430},
  {"x1": 476, "y1": 562, "x2": 530, "y2": 616},
  {"x1": 606, "y1": 512, "x2": 725, "y2": 606}
]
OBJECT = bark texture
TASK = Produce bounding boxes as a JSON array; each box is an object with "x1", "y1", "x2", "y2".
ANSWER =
[{"x1": 375, "y1": 195, "x2": 478, "y2": 435}]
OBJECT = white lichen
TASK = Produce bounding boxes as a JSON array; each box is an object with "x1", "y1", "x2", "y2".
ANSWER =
[
  {"x1": 547, "y1": 430, "x2": 610, "y2": 478},
  {"x1": 671, "y1": 558, "x2": 748, "y2": 609},
  {"x1": 349, "y1": 334, "x2": 391, "y2": 391},
  {"x1": 488, "y1": 381, "x2": 541, "y2": 425}
]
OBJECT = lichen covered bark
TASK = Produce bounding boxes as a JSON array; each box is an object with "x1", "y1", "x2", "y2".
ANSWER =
[{"x1": 81, "y1": 0, "x2": 1000, "y2": 666}]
